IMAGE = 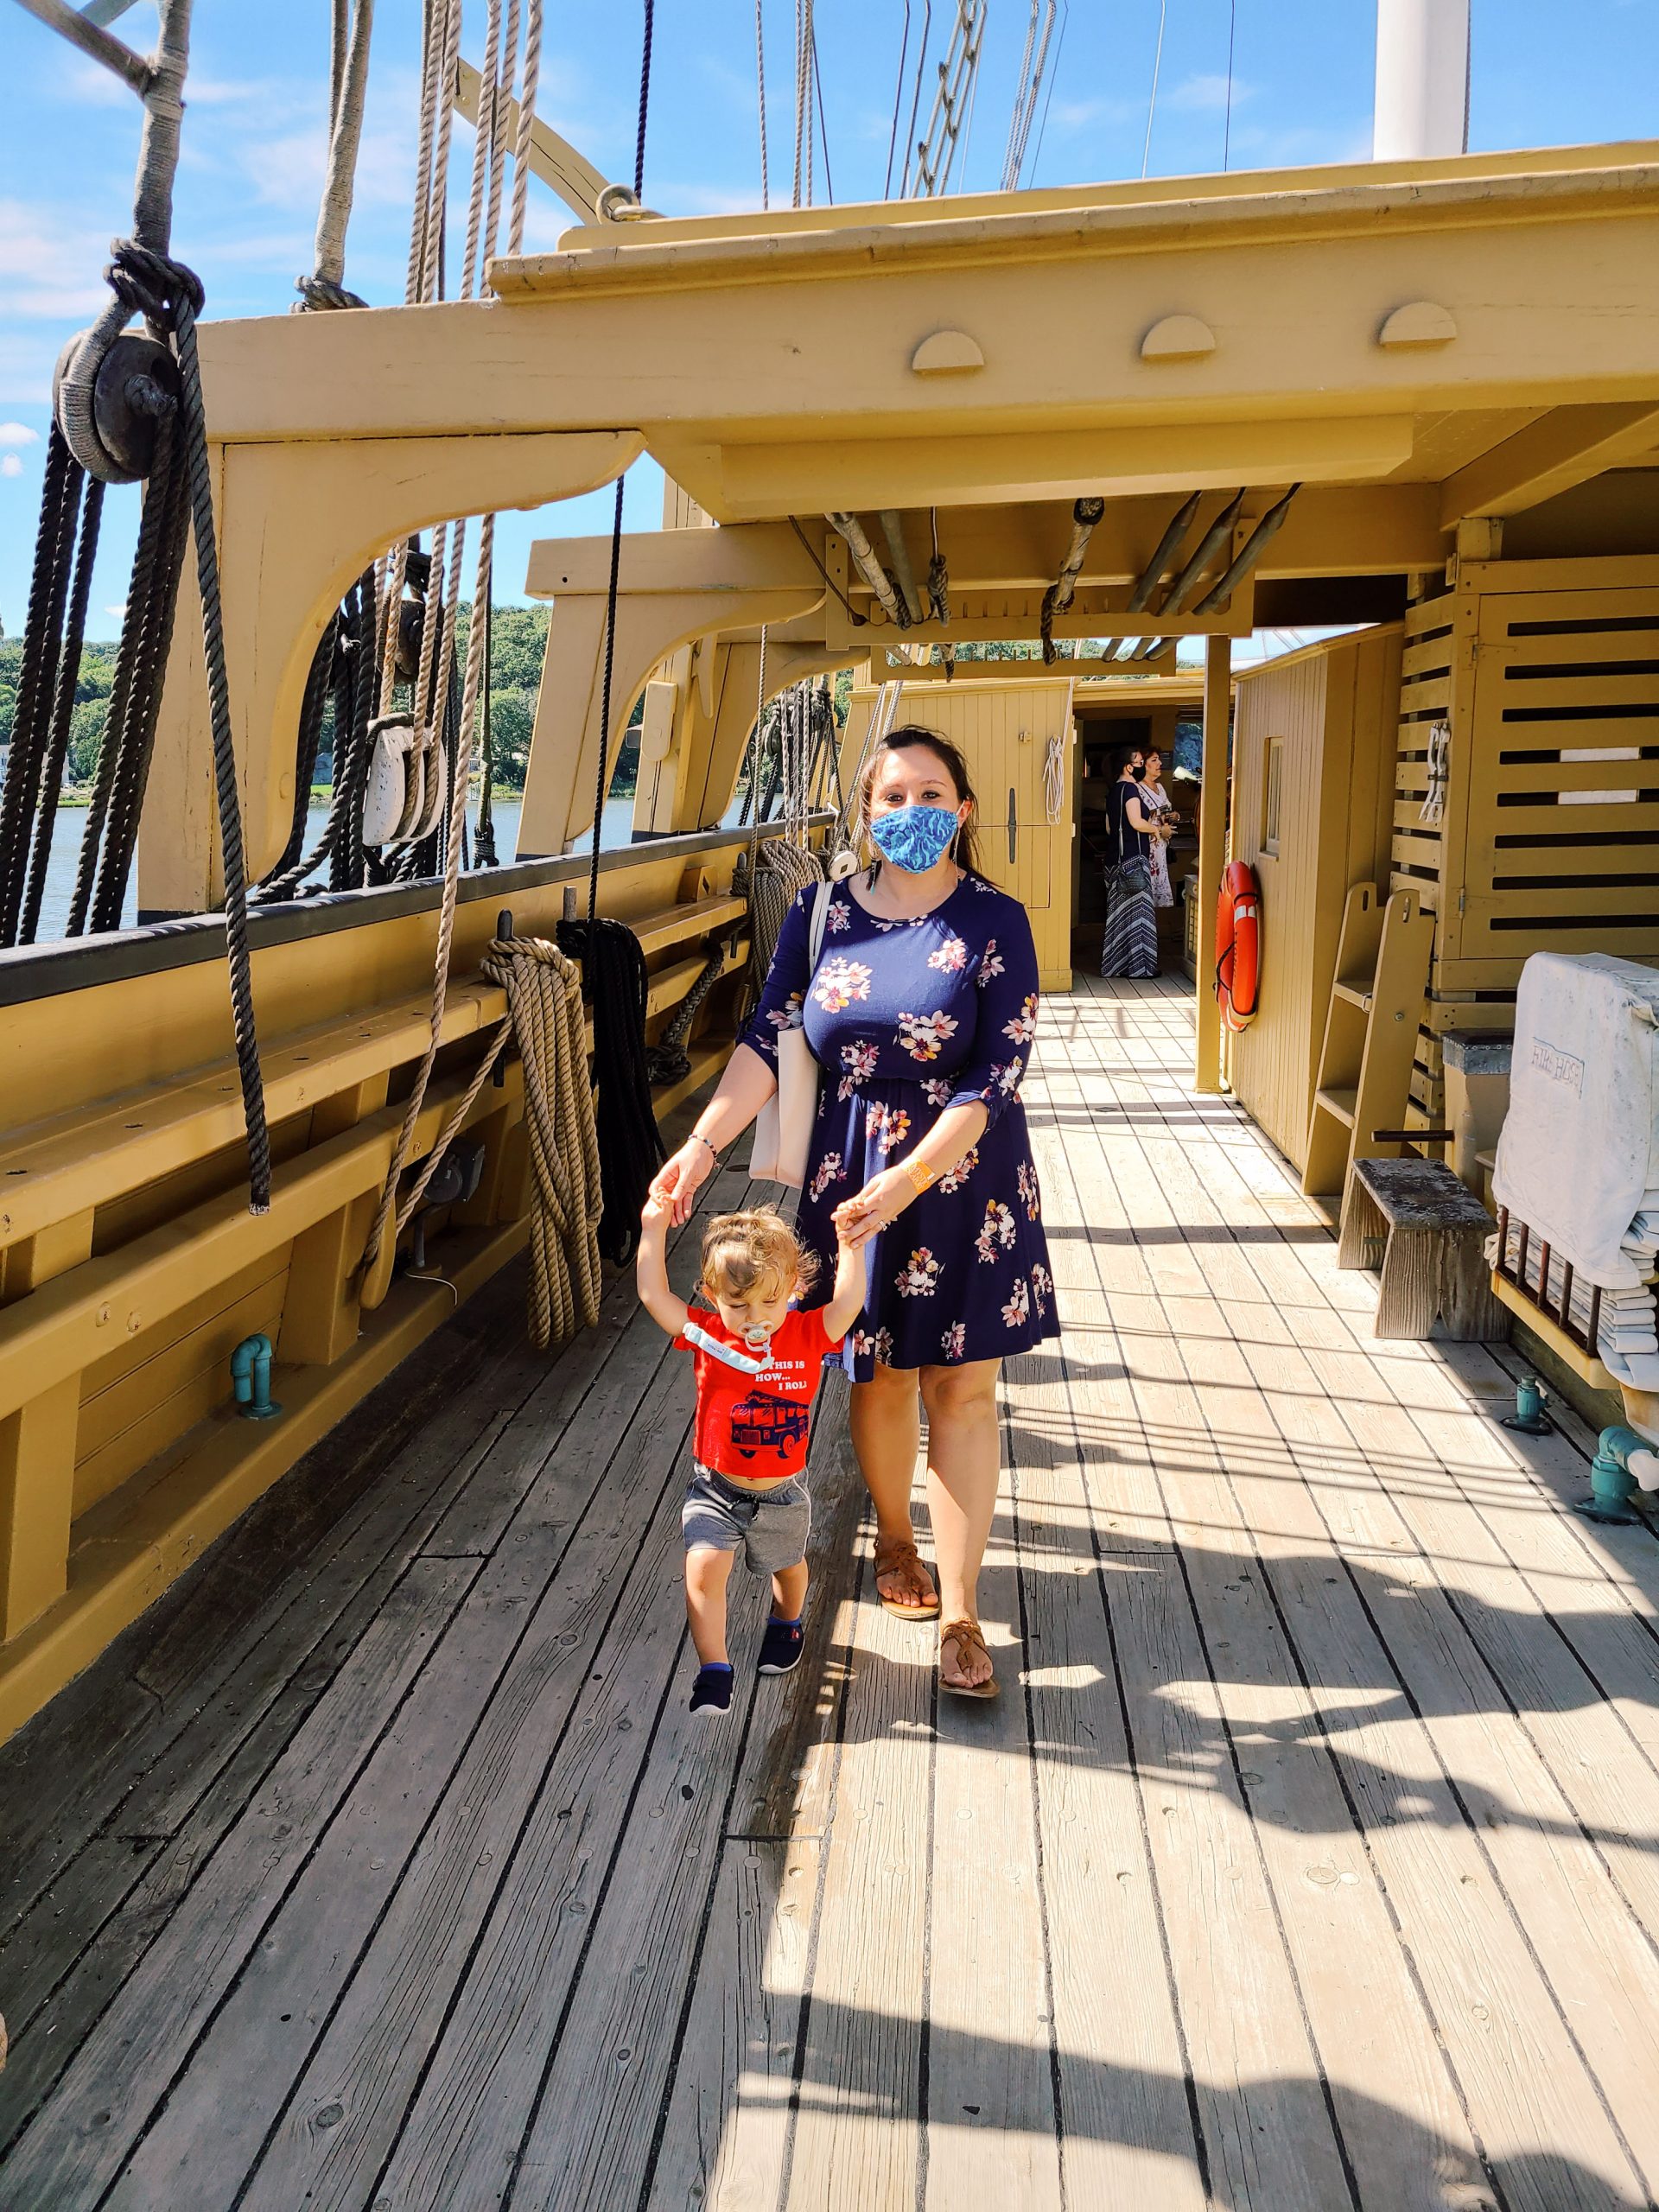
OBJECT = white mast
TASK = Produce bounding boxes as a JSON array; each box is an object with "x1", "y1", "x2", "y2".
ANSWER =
[{"x1": 1373, "y1": 0, "x2": 1471, "y2": 160}]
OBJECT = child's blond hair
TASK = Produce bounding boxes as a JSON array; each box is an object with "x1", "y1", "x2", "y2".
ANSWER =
[{"x1": 699, "y1": 1206, "x2": 818, "y2": 1303}]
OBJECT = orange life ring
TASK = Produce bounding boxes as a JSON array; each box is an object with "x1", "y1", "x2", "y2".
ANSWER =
[{"x1": 1215, "y1": 860, "x2": 1262, "y2": 1031}]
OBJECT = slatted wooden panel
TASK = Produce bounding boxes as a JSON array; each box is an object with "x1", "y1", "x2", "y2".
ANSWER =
[
  {"x1": 1446, "y1": 583, "x2": 1659, "y2": 988},
  {"x1": 1390, "y1": 600, "x2": 1457, "y2": 916}
]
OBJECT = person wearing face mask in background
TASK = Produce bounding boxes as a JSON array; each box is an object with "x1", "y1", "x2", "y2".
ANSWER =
[
  {"x1": 1138, "y1": 747, "x2": 1179, "y2": 912},
  {"x1": 1100, "y1": 747, "x2": 1161, "y2": 979},
  {"x1": 647, "y1": 728, "x2": 1059, "y2": 1699}
]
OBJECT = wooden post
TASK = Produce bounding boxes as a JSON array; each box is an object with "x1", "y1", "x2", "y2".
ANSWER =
[
  {"x1": 0, "y1": 1211, "x2": 94, "y2": 1641},
  {"x1": 277, "y1": 1076, "x2": 390, "y2": 1368},
  {"x1": 1194, "y1": 633, "x2": 1231, "y2": 1093}
]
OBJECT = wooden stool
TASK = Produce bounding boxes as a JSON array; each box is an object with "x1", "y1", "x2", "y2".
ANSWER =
[{"x1": 1337, "y1": 1157, "x2": 1510, "y2": 1342}]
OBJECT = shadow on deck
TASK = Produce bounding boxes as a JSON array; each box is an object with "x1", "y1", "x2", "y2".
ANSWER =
[{"x1": 4, "y1": 977, "x2": 1659, "y2": 2210}]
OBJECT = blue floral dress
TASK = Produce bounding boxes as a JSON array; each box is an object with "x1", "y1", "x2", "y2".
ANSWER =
[{"x1": 738, "y1": 871, "x2": 1060, "y2": 1379}]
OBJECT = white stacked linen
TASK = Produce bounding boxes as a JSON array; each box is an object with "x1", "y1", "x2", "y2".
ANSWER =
[
  {"x1": 1486, "y1": 1220, "x2": 1659, "y2": 1389},
  {"x1": 1492, "y1": 951, "x2": 1659, "y2": 1292}
]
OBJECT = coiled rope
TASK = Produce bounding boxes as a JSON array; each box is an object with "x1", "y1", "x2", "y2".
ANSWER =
[
  {"x1": 397, "y1": 935, "x2": 603, "y2": 1350},
  {"x1": 741, "y1": 631, "x2": 822, "y2": 998}
]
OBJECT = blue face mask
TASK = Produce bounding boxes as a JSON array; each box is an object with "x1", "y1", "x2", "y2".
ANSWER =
[{"x1": 869, "y1": 803, "x2": 961, "y2": 873}]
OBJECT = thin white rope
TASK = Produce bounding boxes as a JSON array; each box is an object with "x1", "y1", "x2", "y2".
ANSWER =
[
  {"x1": 755, "y1": 0, "x2": 770, "y2": 207},
  {"x1": 1142, "y1": 0, "x2": 1167, "y2": 179},
  {"x1": 792, "y1": 0, "x2": 812, "y2": 207}
]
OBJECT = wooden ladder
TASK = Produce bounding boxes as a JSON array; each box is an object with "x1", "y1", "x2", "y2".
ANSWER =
[{"x1": 1303, "y1": 883, "x2": 1435, "y2": 1201}]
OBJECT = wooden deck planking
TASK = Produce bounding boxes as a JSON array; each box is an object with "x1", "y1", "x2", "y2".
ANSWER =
[{"x1": 8, "y1": 978, "x2": 1659, "y2": 2209}]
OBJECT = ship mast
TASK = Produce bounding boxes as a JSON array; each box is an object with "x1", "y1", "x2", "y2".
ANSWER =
[{"x1": 1373, "y1": 0, "x2": 1471, "y2": 159}]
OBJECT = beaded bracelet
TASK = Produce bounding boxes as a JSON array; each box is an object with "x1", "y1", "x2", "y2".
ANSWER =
[{"x1": 690, "y1": 1131, "x2": 719, "y2": 1161}]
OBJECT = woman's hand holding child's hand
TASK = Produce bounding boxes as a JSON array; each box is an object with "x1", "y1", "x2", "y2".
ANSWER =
[
  {"x1": 831, "y1": 1166, "x2": 916, "y2": 1249},
  {"x1": 649, "y1": 1139, "x2": 713, "y2": 1226}
]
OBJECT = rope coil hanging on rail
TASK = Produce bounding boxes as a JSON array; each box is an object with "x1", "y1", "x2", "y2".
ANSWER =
[{"x1": 397, "y1": 934, "x2": 604, "y2": 1349}]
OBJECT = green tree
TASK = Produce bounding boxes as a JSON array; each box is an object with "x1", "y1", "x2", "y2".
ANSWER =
[
  {"x1": 486, "y1": 687, "x2": 535, "y2": 790},
  {"x1": 68, "y1": 698, "x2": 108, "y2": 785}
]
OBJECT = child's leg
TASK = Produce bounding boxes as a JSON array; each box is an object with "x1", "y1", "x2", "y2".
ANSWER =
[
  {"x1": 771, "y1": 1557, "x2": 809, "y2": 1623},
  {"x1": 686, "y1": 1544, "x2": 736, "y2": 1666}
]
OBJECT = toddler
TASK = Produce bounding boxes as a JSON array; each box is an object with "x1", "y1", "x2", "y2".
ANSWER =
[{"x1": 637, "y1": 1198, "x2": 862, "y2": 1715}]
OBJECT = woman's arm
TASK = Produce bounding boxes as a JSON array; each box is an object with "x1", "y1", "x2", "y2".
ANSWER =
[
  {"x1": 651, "y1": 884, "x2": 816, "y2": 1223},
  {"x1": 832, "y1": 1099, "x2": 990, "y2": 1249},
  {"x1": 1126, "y1": 796, "x2": 1154, "y2": 836}
]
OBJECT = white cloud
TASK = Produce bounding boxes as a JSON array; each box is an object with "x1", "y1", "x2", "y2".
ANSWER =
[
  {"x1": 0, "y1": 199, "x2": 118, "y2": 319},
  {"x1": 0, "y1": 422, "x2": 40, "y2": 448},
  {"x1": 1167, "y1": 74, "x2": 1255, "y2": 116},
  {"x1": 1, "y1": 454, "x2": 22, "y2": 479},
  {"x1": 105, "y1": 602, "x2": 128, "y2": 620}
]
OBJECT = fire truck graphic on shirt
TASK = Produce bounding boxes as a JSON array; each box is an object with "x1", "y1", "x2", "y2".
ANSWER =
[{"x1": 729, "y1": 1389, "x2": 813, "y2": 1460}]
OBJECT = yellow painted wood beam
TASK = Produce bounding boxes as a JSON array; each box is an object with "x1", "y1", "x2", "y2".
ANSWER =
[
  {"x1": 1438, "y1": 403, "x2": 1659, "y2": 525},
  {"x1": 143, "y1": 429, "x2": 642, "y2": 911},
  {"x1": 0, "y1": 1061, "x2": 522, "y2": 1421},
  {"x1": 1194, "y1": 635, "x2": 1232, "y2": 1095},
  {"x1": 453, "y1": 58, "x2": 611, "y2": 227},
  {"x1": 198, "y1": 168, "x2": 1659, "y2": 457},
  {"x1": 0, "y1": 1217, "x2": 527, "y2": 1745}
]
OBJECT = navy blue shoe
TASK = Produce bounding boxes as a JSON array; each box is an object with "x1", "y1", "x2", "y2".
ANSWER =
[
  {"x1": 758, "y1": 1616, "x2": 804, "y2": 1676},
  {"x1": 690, "y1": 1662, "x2": 734, "y2": 1715}
]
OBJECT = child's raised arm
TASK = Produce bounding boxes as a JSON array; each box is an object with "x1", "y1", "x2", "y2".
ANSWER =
[
  {"x1": 823, "y1": 1212, "x2": 866, "y2": 1343},
  {"x1": 637, "y1": 1192, "x2": 690, "y2": 1340}
]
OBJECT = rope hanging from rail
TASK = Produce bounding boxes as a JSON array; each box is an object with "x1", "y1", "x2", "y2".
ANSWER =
[{"x1": 399, "y1": 934, "x2": 605, "y2": 1349}]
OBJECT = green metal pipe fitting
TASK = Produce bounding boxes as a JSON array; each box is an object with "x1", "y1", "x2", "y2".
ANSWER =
[
  {"x1": 230, "y1": 1332, "x2": 282, "y2": 1421},
  {"x1": 1584, "y1": 1424, "x2": 1659, "y2": 1523}
]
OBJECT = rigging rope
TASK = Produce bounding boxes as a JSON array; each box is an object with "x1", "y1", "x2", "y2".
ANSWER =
[
  {"x1": 1001, "y1": 1, "x2": 1057, "y2": 191},
  {"x1": 884, "y1": 1, "x2": 911, "y2": 197},
  {"x1": 1142, "y1": 0, "x2": 1168, "y2": 179},
  {"x1": 296, "y1": 0, "x2": 373, "y2": 308},
  {"x1": 754, "y1": 0, "x2": 770, "y2": 207},
  {"x1": 792, "y1": 0, "x2": 813, "y2": 207}
]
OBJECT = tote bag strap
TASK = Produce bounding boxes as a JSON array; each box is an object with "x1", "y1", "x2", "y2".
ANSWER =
[{"x1": 807, "y1": 875, "x2": 833, "y2": 974}]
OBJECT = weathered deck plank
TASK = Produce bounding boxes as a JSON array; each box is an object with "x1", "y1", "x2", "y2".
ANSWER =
[{"x1": 10, "y1": 979, "x2": 1659, "y2": 2211}]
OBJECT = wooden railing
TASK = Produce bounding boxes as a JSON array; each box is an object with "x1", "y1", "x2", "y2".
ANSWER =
[{"x1": 0, "y1": 818, "x2": 823, "y2": 1741}]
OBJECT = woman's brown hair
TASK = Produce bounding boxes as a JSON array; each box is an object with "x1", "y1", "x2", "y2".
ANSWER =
[{"x1": 855, "y1": 726, "x2": 982, "y2": 876}]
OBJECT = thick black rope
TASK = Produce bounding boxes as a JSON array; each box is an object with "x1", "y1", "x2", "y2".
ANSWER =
[
  {"x1": 634, "y1": 0, "x2": 656, "y2": 198},
  {"x1": 267, "y1": 616, "x2": 336, "y2": 883},
  {"x1": 65, "y1": 407, "x2": 189, "y2": 938},
  {"x1": 89, "y1": 424, "x2": 191, "y2": 933},
  {"x1": 588, "y1": 473, "x2": 626, "y2": 923},
  {"x1": 20, "y1": 478, "x2": 105, "y2": 944},
  {"x1": 106, "y1": 243, "x2": 271, "y2": 1212},
  {"x1": 0, "y1": 429, "x2": 81, "y2": 944},
  {"x1": 556, "y1": 915, "x2": 664, "y2": 1264}
]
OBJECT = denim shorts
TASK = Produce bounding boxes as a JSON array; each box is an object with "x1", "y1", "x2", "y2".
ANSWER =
[{"x1": 683, "y1": 1465, "x2": 811, "y2": 1575}]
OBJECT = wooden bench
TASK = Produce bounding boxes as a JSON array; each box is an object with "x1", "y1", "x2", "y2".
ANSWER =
[{"x1": 1336, "y1": 1156, "x2": 1510, "y2": 1342}]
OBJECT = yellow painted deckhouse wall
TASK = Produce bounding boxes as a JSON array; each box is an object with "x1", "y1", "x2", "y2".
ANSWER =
[
  {"x1": 1392, "y1": 553, "x2": 1659, "y2": 1131},
  {"x1": 843, "y1": 677, "x2": 1077, "y2": 989},
  {"x1": 1228, "y1": 627, "x2": 1402, "y2": 1169}
]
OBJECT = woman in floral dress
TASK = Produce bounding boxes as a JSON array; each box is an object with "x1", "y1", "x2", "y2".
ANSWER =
[{"x1": 649, "y1": 728, "x2": 1058, "y2": 1697}]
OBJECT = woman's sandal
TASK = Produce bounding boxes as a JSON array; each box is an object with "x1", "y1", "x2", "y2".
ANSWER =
[
  {"x1": 873, "y1": 1536, "x2": 941, "y2": 1621},
  {"x1": 939, "y1": 1617, "x2": 1000, "y2": 1700}
]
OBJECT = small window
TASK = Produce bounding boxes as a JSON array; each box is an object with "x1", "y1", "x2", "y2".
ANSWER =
[{"x1": 1262, "y1": 736, "x2": 1284, "y2": 857}]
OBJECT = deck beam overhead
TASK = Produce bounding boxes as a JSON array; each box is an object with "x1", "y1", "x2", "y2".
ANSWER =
[{"x1": 148, "y1": 141, "x2": 1659, "y2": 902}]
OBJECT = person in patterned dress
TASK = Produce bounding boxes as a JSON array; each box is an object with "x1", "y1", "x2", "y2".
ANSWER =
[{"x1": 648, "y1": 728, "x2": 1059, "y2": 1698}]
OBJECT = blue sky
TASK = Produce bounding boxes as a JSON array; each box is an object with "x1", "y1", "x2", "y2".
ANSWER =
[{"x1": 1, "y1": 0, "x2": 1655, "y2": 645}]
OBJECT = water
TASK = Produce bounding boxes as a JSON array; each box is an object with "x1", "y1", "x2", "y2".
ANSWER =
[{"x1": 25, "y1": 793, "x2": 645, "y2": 944}]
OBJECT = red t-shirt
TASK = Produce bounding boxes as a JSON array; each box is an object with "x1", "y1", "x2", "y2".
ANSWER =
[{"x1": 674, "y1": 1306, "x2": 840, "y2": 1485}]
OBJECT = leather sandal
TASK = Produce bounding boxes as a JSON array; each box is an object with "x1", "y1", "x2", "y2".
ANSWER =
[
  {"x1": 939, "y1": 1617, "x2": 1000, "y2": 1700},
  {"x1": 873, "y1": 1536, "x2": 940, "y2": 1620}
]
